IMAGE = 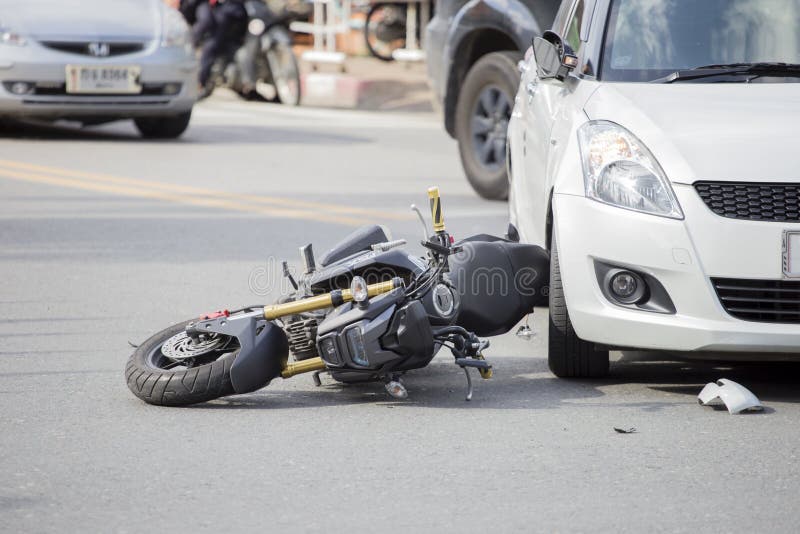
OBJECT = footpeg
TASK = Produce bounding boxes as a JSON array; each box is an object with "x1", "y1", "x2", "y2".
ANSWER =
[{"x1": 455, "y1": 358, "x2": 492, "y2": 370}]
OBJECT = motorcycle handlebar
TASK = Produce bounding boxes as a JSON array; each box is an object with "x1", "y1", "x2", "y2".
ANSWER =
[{"x1": 427, "y1": 186, "x2": 446, "y2": 234}]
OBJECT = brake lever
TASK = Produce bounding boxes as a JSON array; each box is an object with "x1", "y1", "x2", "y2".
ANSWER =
[{"x1": 421, "y1": 240, "x2": 462, "y2": 256}]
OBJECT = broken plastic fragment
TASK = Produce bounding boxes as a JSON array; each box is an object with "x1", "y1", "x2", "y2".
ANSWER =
[
  {"x1": 698, "y1": 379, "x2": 763, "y2": 414},
  {"x1": 515, "y1": 324, "x2": 535, "y2": 341}
]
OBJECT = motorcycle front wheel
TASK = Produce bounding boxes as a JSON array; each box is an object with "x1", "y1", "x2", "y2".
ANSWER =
[
  {"x1": 125, "y1": 320, "x2": 239, "y2": 406},
  {"x1": 266, "y1": 42, "x2": 301, "y2": 106}
]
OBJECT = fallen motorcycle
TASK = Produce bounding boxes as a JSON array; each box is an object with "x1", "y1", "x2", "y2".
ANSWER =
[{"x1": 125, "y1": 187, "x2": 549, "y2": 406}]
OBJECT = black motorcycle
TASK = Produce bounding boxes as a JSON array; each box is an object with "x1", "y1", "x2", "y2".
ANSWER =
[
  {"x1": 125, "y1": 188, "x2": 549, "y2": 406},
  {"x1": 206, "y1": 0, "x2": 302, "y2": 105}
]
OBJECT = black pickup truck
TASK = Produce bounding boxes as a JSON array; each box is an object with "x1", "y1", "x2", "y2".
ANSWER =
[{"x1": 425, "y1": 0, "x2": 560, "y2": 199}]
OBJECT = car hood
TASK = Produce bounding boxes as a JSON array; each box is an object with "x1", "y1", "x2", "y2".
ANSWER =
[
  {"x1": 1, "y1": 0, "x2": 162, "y2": 41},
  {"x1": 583, "y1": 83, "x2": 800, "y2": 184}
]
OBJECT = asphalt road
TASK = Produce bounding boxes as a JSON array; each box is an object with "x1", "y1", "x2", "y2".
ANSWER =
[{"x1": 1, "y1": 96, "x2": 800, "y2": 533}]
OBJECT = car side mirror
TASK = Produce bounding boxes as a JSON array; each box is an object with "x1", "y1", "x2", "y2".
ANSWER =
[{"x1": 533, "y1": 31, "x2": 578, "y2": 81}]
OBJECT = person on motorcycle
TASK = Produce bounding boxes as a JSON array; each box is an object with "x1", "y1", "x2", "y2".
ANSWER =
[{"x1": 178, "y1": 0, "x2": 248, "y2": 97}]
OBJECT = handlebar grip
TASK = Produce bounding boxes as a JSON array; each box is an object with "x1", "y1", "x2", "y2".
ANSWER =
[{"x1": 427, "y1": 186, "x2": 446, "y2": 233}]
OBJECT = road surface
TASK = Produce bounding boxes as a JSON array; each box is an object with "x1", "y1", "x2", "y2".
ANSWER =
[{"x1": 1, "y1": 96, "x2": 799, "y2": 533}]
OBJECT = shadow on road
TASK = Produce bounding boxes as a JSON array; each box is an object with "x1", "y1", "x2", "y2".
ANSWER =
[
  {"x1": 0, "y1": 119, "x2": 372, "y2": 145},
  {"x1": 185, "y1": 355, "x2": 800, "y2": 411}
]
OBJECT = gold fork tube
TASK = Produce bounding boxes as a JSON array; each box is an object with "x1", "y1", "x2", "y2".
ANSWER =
[
  {"x1": 281, "y1": 357, "x2": 326, "y2": 378},
  {"x1": 263, "y1": 279, "x2": 401, "y2": 320}
]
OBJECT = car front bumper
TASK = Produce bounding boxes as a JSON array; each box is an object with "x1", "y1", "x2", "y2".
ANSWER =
[
  {"x1": 0, "y1": 42, "x2": 197, "y2": 120},
  {"x1": 553, "y1": 185, "x2": 800, "y2": 356}
]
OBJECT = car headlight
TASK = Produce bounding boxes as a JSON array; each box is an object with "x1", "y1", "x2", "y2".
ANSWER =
[
  {"x1": 577, "y1": 121, "x2": 683, "y2": 219},
  {"x1": 161, "y1": 8, "x2": 190, "y2": 48},
  {"x1": 0, "y1": 24, "x2": 26, "y2": 46}
]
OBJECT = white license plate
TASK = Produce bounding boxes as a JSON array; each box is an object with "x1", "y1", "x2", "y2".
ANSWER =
[
  {"x1": 65, "y1": 65, "x2": 141, "y2": 94},
  {"x1": 783, "y1": 231, "x2": 800, "y2": 278}
]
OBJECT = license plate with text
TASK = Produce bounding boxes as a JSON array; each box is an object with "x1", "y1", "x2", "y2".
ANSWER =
[
  {"x1": 783, "y1": 231, "x2": 800, "y2": 278},
  {"x1": 65, "y1": 65, "x2": 141, "y2": 94}
]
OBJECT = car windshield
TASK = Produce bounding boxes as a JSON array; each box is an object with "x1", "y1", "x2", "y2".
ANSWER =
[{"x1": 601, "y1": 0, "x2": 800, "y2": 82}]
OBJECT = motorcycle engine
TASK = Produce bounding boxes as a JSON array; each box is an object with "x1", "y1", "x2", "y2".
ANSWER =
[{"x1": 284, "y1": 315, "x2": 321, "y2": 361}]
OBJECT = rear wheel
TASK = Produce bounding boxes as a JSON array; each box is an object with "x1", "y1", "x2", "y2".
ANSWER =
[
  {"x1": 548, "y1": 228, "x2": 610, "y2": 378},
  {"x1": 455, "y1": 51, "x2": 520, "y2": 200},
  {"x1": 134, "y1": 110, "x2": 192, "y2": 139},
  {"x1": 364, "y1": 3, "x2": 406, "y2": 61},
  {"x1": 125, "y1": 320, "x2": 238, "y2": 406}
]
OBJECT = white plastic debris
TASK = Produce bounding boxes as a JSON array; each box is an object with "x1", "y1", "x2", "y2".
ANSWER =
[{"x1": 698, "y1": 379, "x2": 764, "y2": 414}]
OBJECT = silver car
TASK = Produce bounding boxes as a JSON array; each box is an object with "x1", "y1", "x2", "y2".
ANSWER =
[{"x1": 0, "y1": 0, "x2": 197, "y2": 138}]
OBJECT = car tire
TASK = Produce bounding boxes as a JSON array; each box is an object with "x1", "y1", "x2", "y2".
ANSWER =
[
  {"x1": 548, "y1": 227, "x2": 610, "y2": 378},
  {"x1": 134, "y1": 110, "x2": 192, "y2": 139},
  {"x1": 454, "y1": 51, "x2": 520, "y2": 201}
]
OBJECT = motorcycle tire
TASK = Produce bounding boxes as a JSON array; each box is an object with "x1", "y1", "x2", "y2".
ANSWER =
[
  {"x1": 266, "y1": 42, "x2": 302, "y2": 106},
  {"x1": 125, "y1": 320, "x2": 237, "y2": 406},
  {"x1": 364, "y1": 3, "x2": 406, "y2": 62}
]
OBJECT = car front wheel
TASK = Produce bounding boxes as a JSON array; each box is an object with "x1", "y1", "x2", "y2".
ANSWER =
[
  {"x1": 134, "y1": 110, "x2": 192, "y2": 139},
  {"x1": 548, "y1": 227, "x2": 610, "y2": 378},
  {"x1": 454, "y1": 51, "x2": 520, "y2": 200}
]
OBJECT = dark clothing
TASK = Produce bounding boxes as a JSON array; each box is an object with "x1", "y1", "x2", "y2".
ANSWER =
[
  {"x1": 193, "y1": 0, "x2": 248, "y2": 86},
  {"x1": 192, "y1": 1, "x2": 214, "y2": 47}
]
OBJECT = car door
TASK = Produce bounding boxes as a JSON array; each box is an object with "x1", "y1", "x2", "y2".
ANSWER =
[{"x1": 515, "y1": 0, "x2": 587, "y2": 248}]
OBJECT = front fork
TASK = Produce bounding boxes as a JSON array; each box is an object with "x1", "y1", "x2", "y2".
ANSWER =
[{"x1": 187, "y1": 278, "x2": 404, "y2": 391}]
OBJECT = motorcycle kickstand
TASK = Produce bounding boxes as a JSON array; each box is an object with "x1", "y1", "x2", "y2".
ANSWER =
[
  {"x1": 462, "y1": 366, "x2": 474, "y2": 402},
  {"x1": 312, "y1": 370, "x2": 325, "y2": 387}
]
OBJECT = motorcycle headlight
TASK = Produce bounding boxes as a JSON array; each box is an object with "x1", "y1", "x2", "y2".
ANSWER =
[
  {"x1": 161, "y1": 8, "x2": 190, "y2": 48},
  {"x1": 344, "y1": 326, "x2": 368, "y2": 366},
  {"x1": 577, "y1": 121, "x2": 683, "y2": 219}
]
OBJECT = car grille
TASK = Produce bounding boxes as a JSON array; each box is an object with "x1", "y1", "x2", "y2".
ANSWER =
[
  {"x1": 695, "y1": 181, "x2": 800, "y2": 222},
  {"x1": 39, "y1": 41, "x2": 146, "y2": 57},
  {"x1": 712, "y1": 278, "x2": 800, "y2": 323}
]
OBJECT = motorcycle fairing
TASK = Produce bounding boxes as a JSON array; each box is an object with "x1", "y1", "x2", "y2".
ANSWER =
[
  {"x1": 698, "y1": 379, "x2": 764, "y2": 414},
  {"x1": 316, "y1": 290, "x2": 436, "y2": 378},
  {"x1": 309, "y1": 248, "x2": 425, "y2": 292},
  {"x1": 187, "y1": 311, "x2": 288, "y2": 394}
]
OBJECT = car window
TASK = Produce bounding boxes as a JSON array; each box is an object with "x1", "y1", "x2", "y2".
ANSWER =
[
  {"x1": 601, "y1": 0, "x2": 800, "y2": 82},
  {"x1": 565, "y1": 0, "x2": 585, "y2": 52}
]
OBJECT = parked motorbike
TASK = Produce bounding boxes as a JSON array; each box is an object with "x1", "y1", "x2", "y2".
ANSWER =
[
  {"x1": 125, "y1": 187, "x2": 549, "y2": 406},
  {"x1": 206, "y1": 0, "x2": 301, "y2": 105}
]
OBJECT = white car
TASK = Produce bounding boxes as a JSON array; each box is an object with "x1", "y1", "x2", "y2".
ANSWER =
[
  {"x1": 507, "y1": 0, "x2": 800, "y2": 377},
  {"x1": 0, "y1": 0, "x2": 197, "y2": 138}
]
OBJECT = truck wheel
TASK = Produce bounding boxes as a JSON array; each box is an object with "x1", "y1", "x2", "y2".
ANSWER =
[
  {"x1": 134, "y1": 110, "x2": 192, "y2": 139},
  {"x1": 455, "y1": 51, "x2": 520, "y2": 200},
  {"x1": 548, "y1": 227, "x2": 610, "y2": 378}
]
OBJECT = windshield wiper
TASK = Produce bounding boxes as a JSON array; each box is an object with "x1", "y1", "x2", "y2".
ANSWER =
[{"x1": 651, "y1": 62, "x2": 800, "y2": 83}]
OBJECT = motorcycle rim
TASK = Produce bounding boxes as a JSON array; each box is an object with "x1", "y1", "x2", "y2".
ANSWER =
[{"x1": 364, "y1": 4, "x2": 407, "y2": 62}]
